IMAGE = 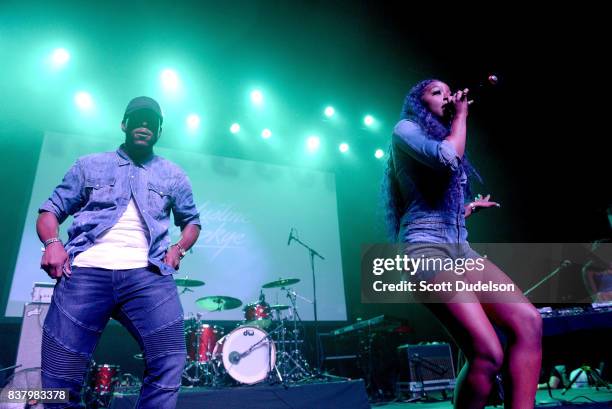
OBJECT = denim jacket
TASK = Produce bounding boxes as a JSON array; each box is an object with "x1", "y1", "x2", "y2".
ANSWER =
[
  {"x1": 39, "y1": 146, "x2": 201, "y2": 275},
  {"x1": 392, "y1": 119, "x2": 468, "y2": 228}
]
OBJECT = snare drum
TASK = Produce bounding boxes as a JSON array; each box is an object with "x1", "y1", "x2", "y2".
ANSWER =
[
  {"x1": 186, "y1": 323, "x2": 224, "y2": 363},
  {"x1": 215, "y1": 325, "x2": 276, "y2": 385},
  {"x1": 243, "y1": 301, "x2": 271, "y2": 329}
]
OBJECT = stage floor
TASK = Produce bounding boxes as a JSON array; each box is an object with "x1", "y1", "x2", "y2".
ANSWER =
[
  {"x1": 108, "y1": 382, "x2": 610, "y2": 409},
  {"x1": 377, "y1": 386, "x2": 612, "y2": 408},
  {"x1": 109, "y1": 379, "x2": 370, "y2": 409}
]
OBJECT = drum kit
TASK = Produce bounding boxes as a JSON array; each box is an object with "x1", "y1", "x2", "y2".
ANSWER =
[
  {"x1": 80, "y1": 275, "x2": 313, "y2": 404},
  {"x1": 178, "y1": 276, "x2": 313, "y2": 387}
]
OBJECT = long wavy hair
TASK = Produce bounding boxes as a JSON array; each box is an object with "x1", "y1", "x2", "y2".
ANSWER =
[{"x1": 382, "y1": 79, "x2": 481, "y2": 239}]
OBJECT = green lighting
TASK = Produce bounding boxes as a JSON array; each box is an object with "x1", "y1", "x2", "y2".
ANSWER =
[
  {"x1": 364, "y1": 115, "x2": 374, "y2": 126},
  {"x1": 251, "y1": 90, "x2": 264, "y2": 106},
  {"x1": 306, "y1": 136, "x2": 320, "y2": 152},
  {"x1": 339, "y1": 143, "x2": 349, "y2": 153},
  {"x1": 50, "y1": 48, "x2": 70, "y2": 69},
  {"x1": 230, "y1": 123, "x2": 241, "y2": 134},
  {"x1": 324, "y1": 106, "x2": 335, "y2": 117},
  {"x1": 74, "y1": 91, "x2": 94, "y2": 112},
  {"x1": 186, "y1": 114, "x2": 200, "y2": 130},
  {"x1": 375, "y1": 148, "x2": 384, "y2": 159},
  {"x1": 261, "y1": 128, "x2": 272, "y2": 139},
  {"x1": 160, "y1": 69, "x2": 180, "y2": 92}
]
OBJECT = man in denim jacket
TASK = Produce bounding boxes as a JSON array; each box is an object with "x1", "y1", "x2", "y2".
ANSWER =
[{"x1": 37, "y1": 96, "x2": 201, "y2": 408}]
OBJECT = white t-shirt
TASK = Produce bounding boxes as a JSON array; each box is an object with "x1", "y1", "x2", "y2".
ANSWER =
[{"x1": 73, "y1": 198, "x2": 150, "y2": 269}]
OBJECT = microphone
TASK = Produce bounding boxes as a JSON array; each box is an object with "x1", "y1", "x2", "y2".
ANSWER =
[
  {"x1": 287, "y1": 228, "x2": 294, "y2": 246},
  {"x1": 464, "y1": 73, "x2": 500, "y2": 104},
  {"x1": 229, "y1": 351, "x2": 241, "y2": 364}
]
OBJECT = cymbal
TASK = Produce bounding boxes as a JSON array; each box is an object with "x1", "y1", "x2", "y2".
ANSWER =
[
  {"x1": 262, "y1": 278, "x2": 300, "y2": 289},
  {"x1": 269, "y1": 304, "x2": 290, "y2": 311},
  {"x1": 196, "y1": 296, "x2": 243, "y2": 312},
  {"x1": 174, "y1": 278, "x2": 205, "y2": 287}
]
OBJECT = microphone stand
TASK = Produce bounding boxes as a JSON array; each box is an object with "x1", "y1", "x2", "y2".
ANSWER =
[
  {"x1": 289, "y1": 232, "x2": 325, "y2": 372},
  {"x1": 524, "y1": 260, "x2": 571, "y2": 297}
]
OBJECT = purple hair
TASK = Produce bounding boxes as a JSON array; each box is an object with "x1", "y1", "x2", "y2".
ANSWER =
[{"x1": 382, "y1": 79, "x2": 481, "y2": 239}]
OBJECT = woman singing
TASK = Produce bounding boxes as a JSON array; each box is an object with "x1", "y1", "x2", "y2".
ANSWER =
[{"x1": 382, "y1": 79, "x2": 542, "y2": 408}]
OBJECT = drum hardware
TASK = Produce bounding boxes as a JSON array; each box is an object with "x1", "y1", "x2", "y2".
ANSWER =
[
  {"x1": 196, "y1": 295, "x2": 243, "y2": 312},
  {"x1": 286, "y1": 227, "x2": 325, "y2": 371},
  {"x1": 175, "y1": 276, "x2": 205, "y2": 295},
  {"x1": 84, "y1": 362, "x2": 121, "y2": 408},
  {"x1": 214, "y1": 325, "x2": 278, "y2": 385},
  {"x1": 242, "y1": 290, "x2": 272, "y2": 329},
  {"x1": 174, "y1": 276, "x2": 206, "y2": 288},
  {"x1": 179, "y1": 275, "x2": 317, "y2": 387},
  {"x1": 182, "y1": 316, "x2": 226, "y2": 387},
  {"x1": 262, "y1": 277, "x2": 301, "y2": 289},
  {"x1": 272, "y1": 286, "x2": 313, "y2": 382}
]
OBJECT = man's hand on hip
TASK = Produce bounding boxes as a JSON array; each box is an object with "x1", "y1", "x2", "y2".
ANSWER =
[
  {"x1": 164, "y1": 246, "x2": 182, "y2": 270},
  {"x1": 41, "y1": 242, "x2": 71, "y2": 280}
]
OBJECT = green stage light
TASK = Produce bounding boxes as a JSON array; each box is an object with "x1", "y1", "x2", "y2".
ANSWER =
[
  {"x1": 186, "y1": 114, "x2": 200, "y2": 130},
  {"x1": 339, "y1": 143, "x2": 349, "y2": 153},
  {"x1": 375, "y1": 148, "x2": 384, "y2": 159},
  {"x1": 324, "y1": 106, "x2": 335, "y2": 118},
  {"x1": 230, "y1": 123, "x2": 241, "y2": 134},
  {"x1": 261, "y1": 128, "x2": 272, "y2": 139},
  {"x1": 364, "y1": 115, "x2": 374, "y2": 126},
  {"x1": 160, "y1": 69, "x2": 180, "y2": 92},
  {"x1": 74, "y1": 91, "x2": 93, "y2": 112},
  {"x1": 306, "y1": 136, "x2": 320, "y2": 152},
  {"x1": 50, "y1": 48, "x2": 70, "y2": 69},
  {"x1": 251, "y1": 90, "x2": 263, "y2": 106}
]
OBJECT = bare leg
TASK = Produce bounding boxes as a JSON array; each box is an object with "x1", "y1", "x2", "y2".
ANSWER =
[
  {"x1": 472, "y1": 259, "x2": 543, "y2": 409},
  {"x1": 425, "y1": 298, "x2": 504, "y2": 409}
]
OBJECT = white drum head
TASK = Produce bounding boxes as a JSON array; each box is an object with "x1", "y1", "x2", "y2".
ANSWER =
[{"x1": 222, "y1": 325, "x2": 276, "y2": 384}]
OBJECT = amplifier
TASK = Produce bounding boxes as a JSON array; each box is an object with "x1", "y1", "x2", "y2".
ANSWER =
[
  {"x1": 396, "y1": 343, "x2": 456, "y2": 398},
  {"x1": 15, "y1": 302, "x2": 50, "y2": 371}
]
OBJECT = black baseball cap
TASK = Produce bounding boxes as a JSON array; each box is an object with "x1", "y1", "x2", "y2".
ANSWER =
[{"x1": 123, "y1": 96, "x2": 163, "y2": 124}]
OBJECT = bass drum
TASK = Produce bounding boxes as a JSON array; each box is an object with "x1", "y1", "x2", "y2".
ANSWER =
[{"x1": 213, "y1": 325, "x2": 276, "y2": 385}]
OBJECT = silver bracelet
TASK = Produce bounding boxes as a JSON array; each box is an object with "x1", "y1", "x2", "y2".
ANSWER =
[{"x1": 43, "y1": 237, "x2": 62, "y2": 247}]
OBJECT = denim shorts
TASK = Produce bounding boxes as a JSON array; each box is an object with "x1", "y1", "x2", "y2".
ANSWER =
[{"x1": 399, "y1": 218, "x2": 482, "y2": 281}]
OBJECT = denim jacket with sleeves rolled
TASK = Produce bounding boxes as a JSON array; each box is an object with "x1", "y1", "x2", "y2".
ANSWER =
[
  {"x1": 392, "y1": 119, "x2": 468, "y2": 228},
  {"x1": 39, "y1": 145, "x2": 201, "y2": 275}
]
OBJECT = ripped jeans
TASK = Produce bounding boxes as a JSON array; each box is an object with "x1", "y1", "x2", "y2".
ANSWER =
[{"x1": 42, "y1": 266, "x2": 186, "y2": 409}]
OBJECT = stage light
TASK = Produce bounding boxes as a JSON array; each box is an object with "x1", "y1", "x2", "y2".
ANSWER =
[
  {"x1": 74, "y1": 91, "x2": 94, "y2": 112},
  {"x1": 50, "y1": 48, "x2": 70, "y2": 69},
  {"x1": 324, "y1": 106, "x2": 335, "y2": 118},
  {"x1": 364, "y1": 115, "x2": 375, "y2": 126},
  {"x1": 230, "y1": 123, "x2": 241, "y2": 134},
  {"x1": 251, "y1": 90, "x2": 264, "y2": 106},
  {"x1": 160, "y1": 69, "x2": 180, "y2": 92},
  {"x1": 261, "y1": 128, "x2": 272, "y2": 139},
  {"x1": 375, "y1": 149, "x2": 385, "y2": 159},
  {"x1": 186, "y1": 114, "x2": 200, "y2": 130},
  {"x1": 339, "y1": 143, "x2": 349, "y2": 153},
  {"x1": 306, "y1": 136, "x2": 320, "y2": 152}
]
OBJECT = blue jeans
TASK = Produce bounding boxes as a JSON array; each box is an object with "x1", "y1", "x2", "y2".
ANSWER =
[{"x1": 42, "y1": 266, "x2": 186, "y2": 409}]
